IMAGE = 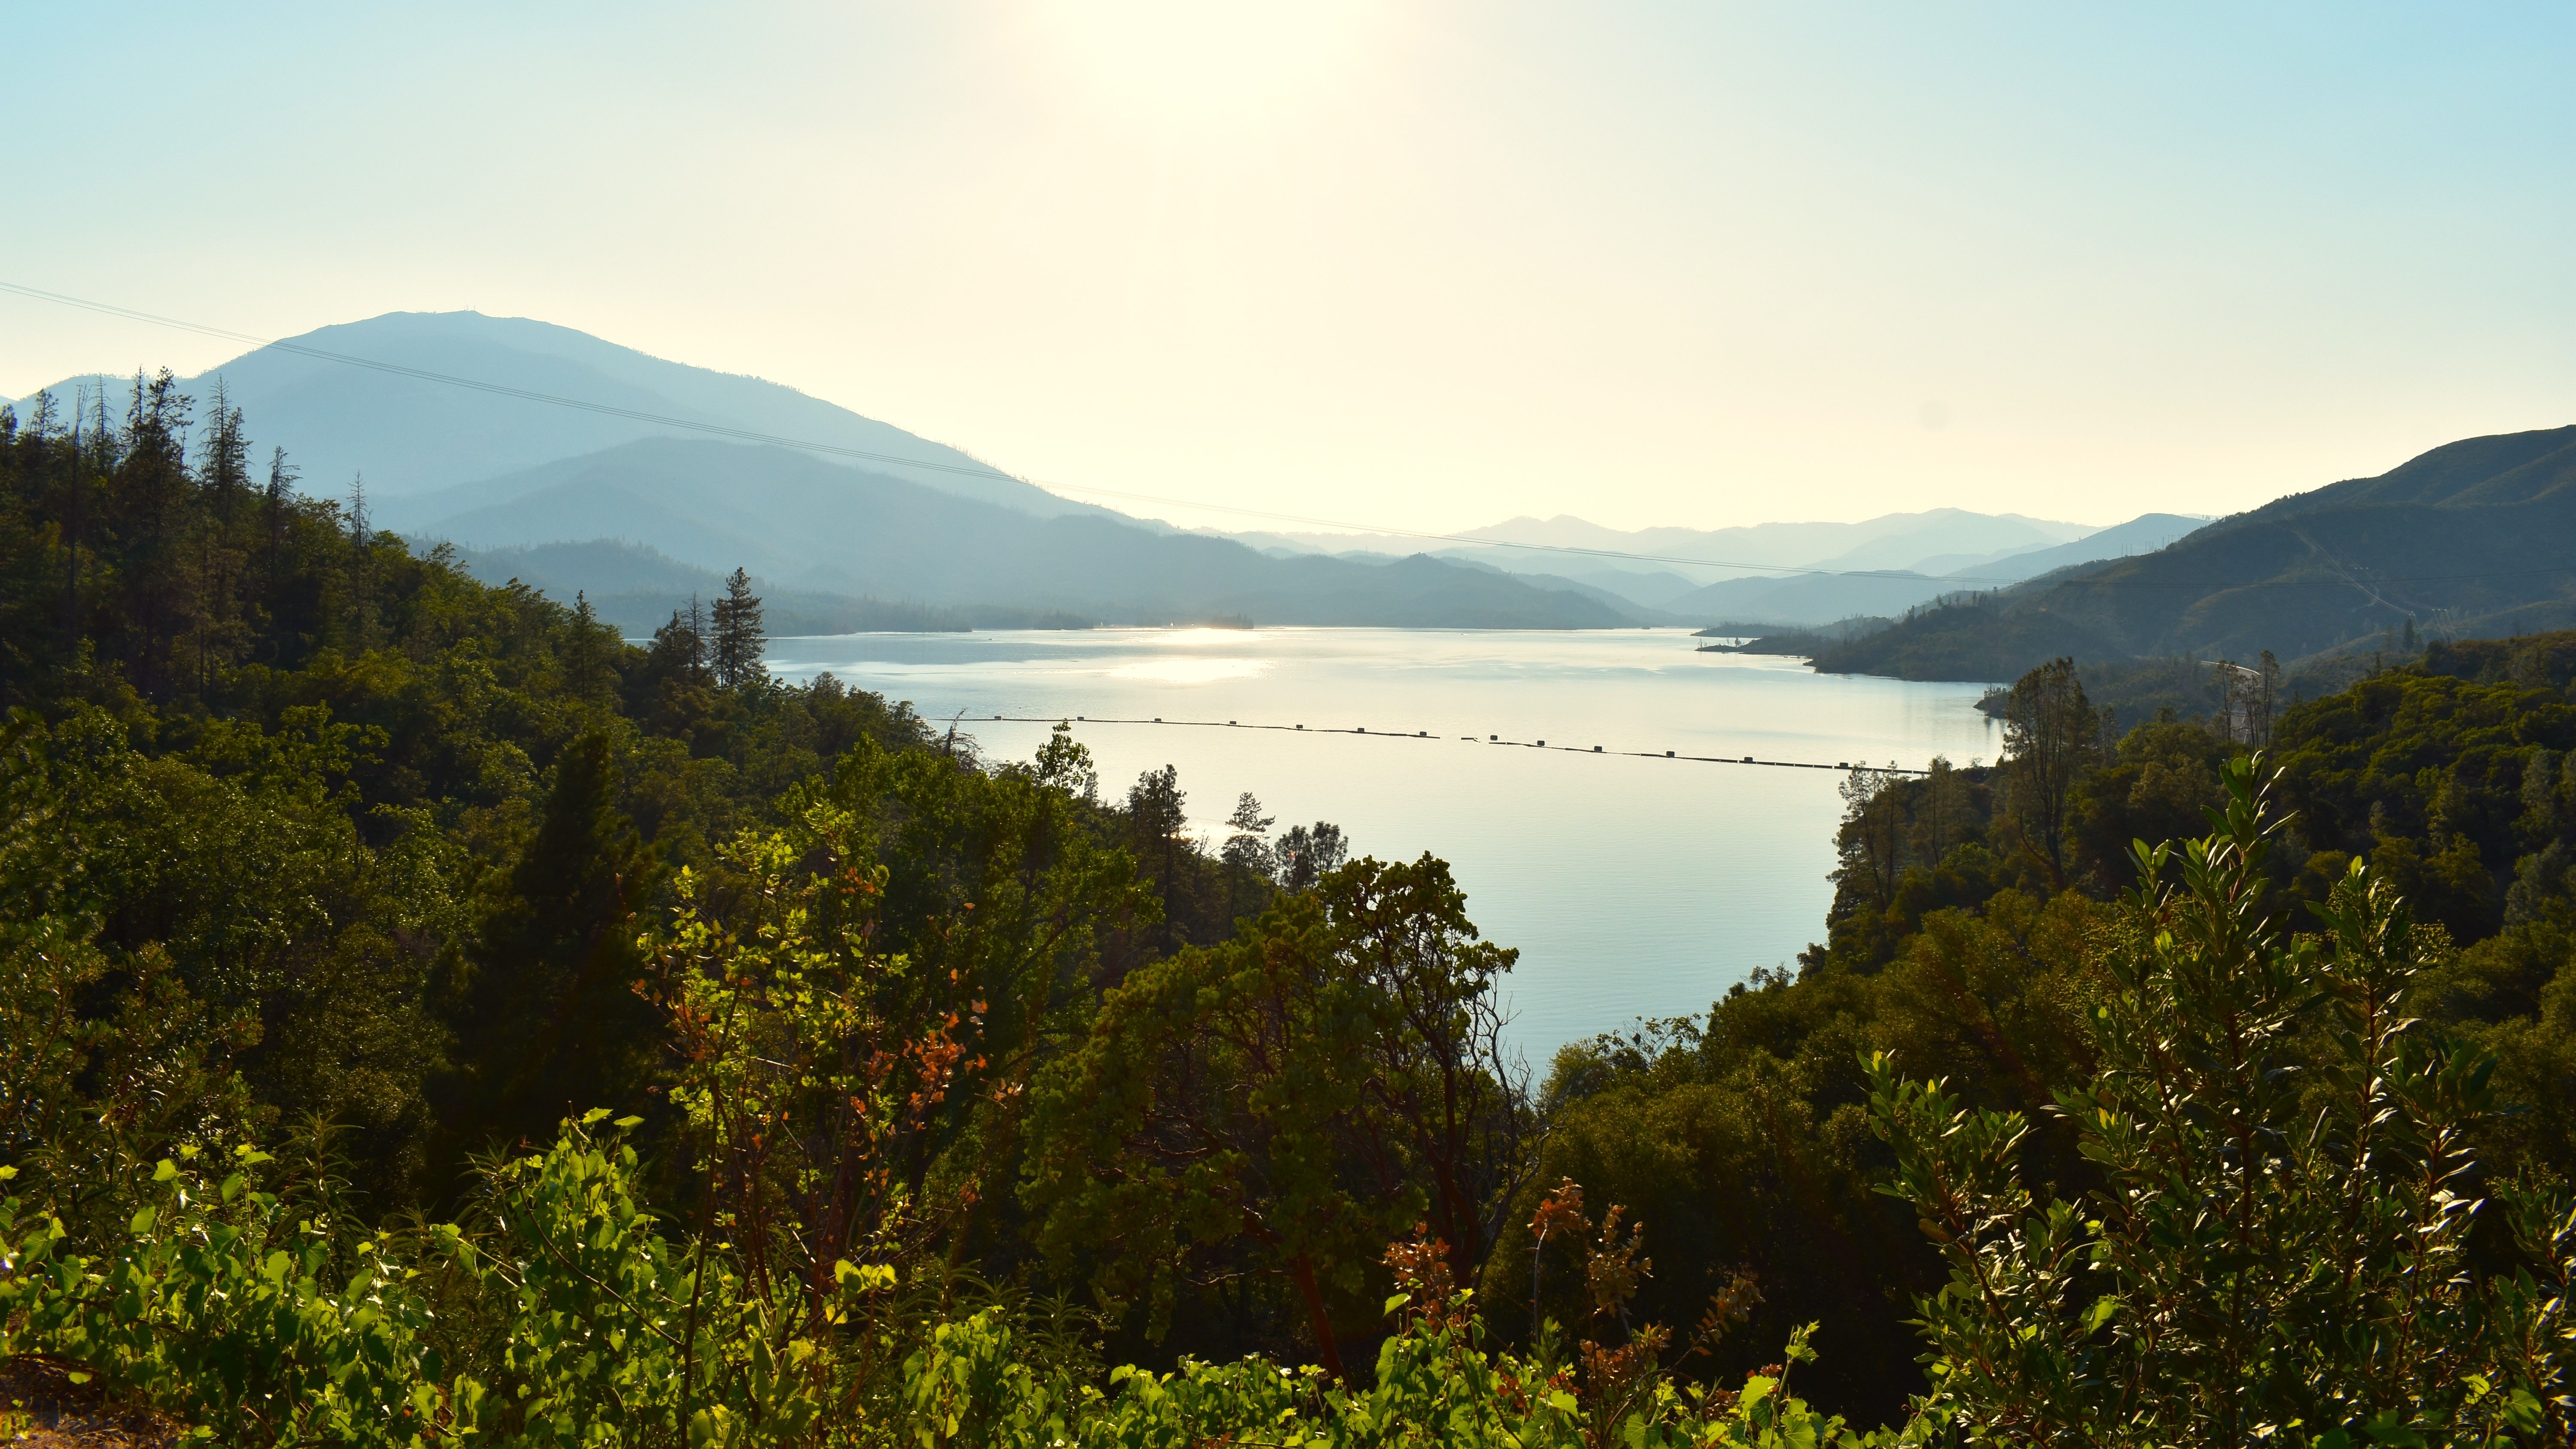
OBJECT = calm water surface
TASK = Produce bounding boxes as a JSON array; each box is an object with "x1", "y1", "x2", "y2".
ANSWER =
[{"x1": 766, "y1": 628, "x2": 2000, "y2": 1064}]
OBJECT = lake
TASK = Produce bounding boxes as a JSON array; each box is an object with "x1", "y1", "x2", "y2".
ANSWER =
[{"x1": 765, "y1": 627, "x2": 2002, "y2": 1068}]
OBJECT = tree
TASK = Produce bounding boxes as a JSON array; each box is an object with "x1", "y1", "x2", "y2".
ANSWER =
[
  {"x1": 261, "y1": 446, "x2": 295, "y2": 624},
  {"x1": 439, "y1": 729, "x2": 662, "y2": 1185},
  {"x1": 1870, "y1": 756, "x2": 2576, "y2": 1444},
  {"x1": 1221, "y1": 791, "x2": 1275, "y2": 876},
  {"x1": 650, "y1": 602, "x2": 708, "y2": 684},
  {"x1": 566, "y1": 591, "x2": 618, "y2": 703},
  {"x1": 1833, "y1": 763, "x2": 1909, "y2": 916},
  {"x1": 2001, "y1": 657, "x2": 2097, "y2": 883},
  {"x1": 1022, "y1": 855, "x2": 1529, "y2": 1380},
  {"x1": 1276, "y1": 821, "x2": 1350, "y2": 893},
  {"x1": 1128, "y1": 765, "x2": 1189, "y2": 955},
  {"x1": 709, "y1": 566, "x2": 766, "y2": 688},
  {"x1": 1332, "y1": 854, "x2": 1533, "y2": 1284},
  {"x1": 198, "y1": 377, "x2": 249, "y2": 513}
]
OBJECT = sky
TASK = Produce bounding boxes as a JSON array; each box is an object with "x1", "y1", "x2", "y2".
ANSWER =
[{"x1": 2, "y1": 2, "x2": 2570, "y2": 534}]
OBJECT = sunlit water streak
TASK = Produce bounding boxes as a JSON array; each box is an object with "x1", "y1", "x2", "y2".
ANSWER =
[{"x1": 766, "y1": 627, "x2": 2002, "y2": 1066}]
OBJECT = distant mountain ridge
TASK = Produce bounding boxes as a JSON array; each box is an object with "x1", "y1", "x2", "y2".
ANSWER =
[
  {"x1": 1411, "y1": 510, "x2": 2204, "y2": 626},
  {"x1": 396, "y1": 436, "x2": 1628, "y2": 628},
  {"x1": 1812, "y1": 425, "x2": 2576, "y2": 680},
  {"x1": 26, "y1": 310, "x2": 1109, "y2": 519},
  {"x1": 6, "y1": 308, "x2": 2286, "y2": 635},
  {"x1": 1228, "y1": 507, "x2": 2147, "y2": 624},
  {"x1": 28, "y1": 310, "x2": 1636, "y2": 629}
]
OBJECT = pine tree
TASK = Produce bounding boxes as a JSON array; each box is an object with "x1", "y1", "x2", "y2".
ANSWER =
[
  {"x1": 439, "y1": 729, "x2": 661, "y2": 1187},
  {"x1": 650, "y1": 605, "x2": 707, "y2": 686},
  {"x1": 568, "y1": 591, "x2": 617, "y2": 702},
  {"x1": 1221, "y1": 791, "x2": 1276, "y2": 875},
  {"x1": 709, "y1": 567, "x2": 766, "y2": 688},
  {"x1": 199, "y1": 377, "x2": 249, "y2": 513}
]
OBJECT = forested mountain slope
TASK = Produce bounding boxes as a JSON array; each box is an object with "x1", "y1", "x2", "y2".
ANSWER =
[{"x1": 1814, "y1": 424, "x2": 2576, "y2": 679}]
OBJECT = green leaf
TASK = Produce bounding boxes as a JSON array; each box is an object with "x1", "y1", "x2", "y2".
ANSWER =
[
  {"x1": 128, "y1": 1206, "x2": 157, "y2": 1236},
  {"x1": 613, "y1": 1115, "x2": 645, "y2": 1129},
  {"x1": 153, "y1": 1158, "x2": 179, "y2": 1182},
  {"x1": 1382, "y1": 1292, "x2": 1412, "y2": 1317}
]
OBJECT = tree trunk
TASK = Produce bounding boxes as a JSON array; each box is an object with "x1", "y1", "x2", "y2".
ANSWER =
[{"x1": 1288, "y1": 1254, "x2": 1348, "y2": 1380}]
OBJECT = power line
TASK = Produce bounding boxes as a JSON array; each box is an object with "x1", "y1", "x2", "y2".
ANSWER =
[{"x1": 7, "y1": 280, "x2": 2572, "y2": 595}]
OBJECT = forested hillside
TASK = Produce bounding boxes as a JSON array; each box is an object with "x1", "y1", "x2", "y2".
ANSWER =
[
  {"x1": 1813, "y1": 424, "x2": 2576, "y2": 681},
  {"x1": 2, "y1": 378, "x2": 2573, "y2": 1444}
]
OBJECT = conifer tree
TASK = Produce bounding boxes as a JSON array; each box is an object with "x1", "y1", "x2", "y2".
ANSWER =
[
  {"x1": 651, "y1": 602, "x2": 707, "y2": 684},
  {"x1": 1221, "y1": 791, "x2": 1275, "y2": 875},
  {"x1": 709, "y1": 566, "x2": 765, "y2": 688},
  {"x1": 439, "y1": 729, "x2": 661, "y2": 1187},
  {"x1": 568, "y1": 591, "x2": 617, "y2": 702},
  {"x1": 199, "y1": 376, "x2": 249, "y2": 513}
]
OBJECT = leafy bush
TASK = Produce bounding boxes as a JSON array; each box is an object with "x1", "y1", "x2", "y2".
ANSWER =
[{"x1": 1869, "y1": 758, "x2": 2576, "y2": 1444}]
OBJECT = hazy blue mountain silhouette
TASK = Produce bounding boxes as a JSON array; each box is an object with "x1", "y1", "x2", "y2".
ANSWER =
[
  {"x1": 27, "y1": 310, "x2": 1107, "y2": 517},
  {"x1": 1656, "y1": 511, "x2": 2212, "y2": 626},
  {"x1": 393, "y1": 436, "x2": 1628, "y2": 628}
]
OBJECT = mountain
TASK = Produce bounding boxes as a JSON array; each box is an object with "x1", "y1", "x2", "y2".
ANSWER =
[
  {"x1": 1788, "y1": 511, "x2": 2093, "y2": 574},
  {"x1": 1552, "y1": 566, "x2": 1708, "y2": 612},
  {"x1": 27, "y1": 310, "x2": 1110, "y2": 518},
  {"x1": 394, "y1": 436, "x2": 1628, "y2": 628},
  {"x1": 1239, "y1": 510, "x2": 2099, "y2": 585},
  {"x1": 1940, "y1": 512, "x2": 2210, "y2": 586},
  {"x1": 1455, "y1": 510, "x2": 2097, "y2": 576},
  {"x1": 1812, "y1": 426, "x2": 2576, "y2": 680},
  {"x1": 452, "y1": 540, "x2": 1091, "y2": 636},
  {"x1": 1648, "y1": 510, "x2": 2204, "y2": 626}
]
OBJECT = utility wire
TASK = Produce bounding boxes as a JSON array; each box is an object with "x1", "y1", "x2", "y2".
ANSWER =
[{"x1": 7, "y1": 280, "x2": 2571, "y2": 594}]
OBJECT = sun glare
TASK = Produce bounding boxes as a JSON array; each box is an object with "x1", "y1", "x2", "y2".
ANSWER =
[{"x1": 1033, "y1": 0, "x2": 1377, "y2": 128}]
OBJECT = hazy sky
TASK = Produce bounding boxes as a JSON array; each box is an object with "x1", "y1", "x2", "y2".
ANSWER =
[{"x1": 3, "y1": 3, "x2": 2569, "y2": 532}]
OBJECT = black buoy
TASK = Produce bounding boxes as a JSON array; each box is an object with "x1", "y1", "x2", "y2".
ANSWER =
[
  {"x1": 1296, "y1": 724, "x2": 1304, "y2": 730},
  {"x1": 1357, "y1": 726, "x2": 1365, "y2": 733},
  {"x1": 1536, "y1": 740, "x2": 1546, "y2": 747},
  {"x1": 1229, "y1": 720, "x2": 1237, "y2": 725},
  {"x1": 1742, "y1": 755, "x2": 1753, "y2": 763},
  {"x1": 1665, "y1": 750, "x2": 1674, "y2": 757},
  {"x1": 1593, "y1": 745, "x2": 1603, "y2": 752},
  {"x1": 1488, "y1": 734, "x2": 1497, "y2": 741}
]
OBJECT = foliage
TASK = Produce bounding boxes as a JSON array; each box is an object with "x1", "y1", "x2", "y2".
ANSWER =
[
  {"x1": 1870, "y1": 756, "x2": 2576, "y2": 1444},
  {"x1": 1021, "y1": 855, "x2": 1530, "y2": 1378},
  {"x1": 0, "y1": 1149, "x2": 482, "y2": 1447},
  {"x1": 9, "y1": 379, "x2": 2576, "y2": 1439}
]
